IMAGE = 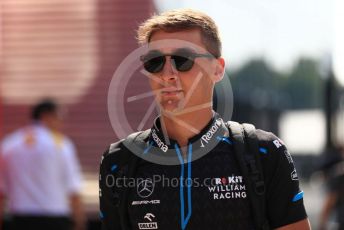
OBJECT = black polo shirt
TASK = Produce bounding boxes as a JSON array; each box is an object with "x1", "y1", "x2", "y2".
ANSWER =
[{"x1": 99, "y1": 113, "x2": 307, "y2": 230}]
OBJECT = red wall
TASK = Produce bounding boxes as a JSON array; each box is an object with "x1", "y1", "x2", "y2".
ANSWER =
[{"x1": 1, "y1": 0, "x2": 156, "y2": 173}]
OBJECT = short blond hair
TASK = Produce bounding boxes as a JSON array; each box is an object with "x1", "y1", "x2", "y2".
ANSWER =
[{"x1": 137, "y1": 9, "x2": 222, "y2": 58}]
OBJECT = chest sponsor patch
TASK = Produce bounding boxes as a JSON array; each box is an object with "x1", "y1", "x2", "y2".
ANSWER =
[
  {"x1": 138, "y1": 213, "x2": 158, "y2": 229},
  {"x1": 151, "y1": 129, "x2": 168, "y2": 152},
  {"x1": 200, "y1": 118, "x2": 223, "y2": 147},
  {"x1": 207, "y1": 175, "x2": 247, "y2": 200},
  {"x1": 132, "y1": 200, "x2": 160, "y2": 206}
]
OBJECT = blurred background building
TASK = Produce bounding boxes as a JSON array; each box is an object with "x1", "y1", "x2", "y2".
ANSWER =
[
  {"x1": 1, "y1": 0, "x2": 343, "y2": 229},
  {"x1": 1, "y1": 0, "x2": 155, "y2": 229}
]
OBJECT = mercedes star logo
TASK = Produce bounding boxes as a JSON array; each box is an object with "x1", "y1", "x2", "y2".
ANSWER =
[{"x1": 137, "y1": 179, "x2": 155, "y2": 198}]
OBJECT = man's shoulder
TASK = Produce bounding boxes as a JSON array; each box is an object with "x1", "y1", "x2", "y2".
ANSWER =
[
  {"x1": 1, "y1": 127, "x2": 28, "y2": 154},
  {"x1": 253, "y1": 128, "x2": 293, "y2": 175},
  {"x1": 255, "y1": 129, "x2": 285, "y2": 148},
  {"x1": 254, "y1": 128, "x2": 287, "y2": 153},
  {"x1": 101, "y1": 139, "x2": 127, "y2": 162},
  {"x1": 226, "y1": 121, "x2": 286, "y2": 151},
  {"x1": 100, "y1": 137, "x2": 140, "y2": 170},
  {"x1": 101, "y1": 130, "x2": 151, "y2": 162}
]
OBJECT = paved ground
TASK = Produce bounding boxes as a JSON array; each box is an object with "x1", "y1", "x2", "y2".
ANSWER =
[{"x1": 302, "y1": 180, "x2": 323, "y2": 229}]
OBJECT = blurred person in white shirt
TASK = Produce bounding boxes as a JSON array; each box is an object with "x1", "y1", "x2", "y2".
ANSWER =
[{"x1": 0, "y1": 100, "x2": 85, "y2": 230}]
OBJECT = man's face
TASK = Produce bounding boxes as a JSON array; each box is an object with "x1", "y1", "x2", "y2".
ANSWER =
[
  {"x1": 42, "y1": 111, "x2": 63, "y2": 131},
  {"x1": 145, "y1": 29, "x2": 225, "y2": 115}
]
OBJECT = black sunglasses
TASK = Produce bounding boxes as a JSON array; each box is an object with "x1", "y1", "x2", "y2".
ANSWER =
[{"x1": 140, "y1": 49, "x2": 214, "y2": 73}]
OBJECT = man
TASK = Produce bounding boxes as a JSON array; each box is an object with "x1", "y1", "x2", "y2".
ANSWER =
[
  {"x1": 0, "y1": 100, "x2": 85, "y2": 230},
  {"x1": 99, "y1": 9, "x2": 311, "y2": 230}
]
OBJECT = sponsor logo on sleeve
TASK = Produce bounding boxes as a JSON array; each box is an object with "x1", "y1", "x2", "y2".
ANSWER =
[
  {"x1": 273, "y1": 139, "x2": 283, "y2": 149},
  {"x1": 291, "y1": 169, "x2": 298, "y2": 181},
  {"x1": 284, "y1": 150, "x2": 293, "y2": 164}
]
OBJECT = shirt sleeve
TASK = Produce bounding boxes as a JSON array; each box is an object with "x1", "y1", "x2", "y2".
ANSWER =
[
  {"x1": 62, "y1": 139, "x2": 83, "y2": 194},
  {"x1": 257, "y1": 130, "x2": 308, "y2": 229},
  {"x1": 0, "y1": 137, "x2": 11, "y2": 196},
  {"x1": 99, "y1": 147, "x2": 122, "y2": 230}
]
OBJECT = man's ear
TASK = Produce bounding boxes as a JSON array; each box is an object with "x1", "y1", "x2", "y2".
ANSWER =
[{"x1": 213, "y1": 57, "x2": 225, "y2": 83}]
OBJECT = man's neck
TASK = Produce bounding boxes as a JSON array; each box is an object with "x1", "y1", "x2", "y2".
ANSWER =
[
  {"x1": 36, "y1": 122, "x2": 60, "y2": 134},
  {"x1": 160, "y1": 108, "x2": 213, "y2": 148}
]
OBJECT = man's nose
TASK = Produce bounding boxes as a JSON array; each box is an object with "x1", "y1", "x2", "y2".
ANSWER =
[{"x1": 160, "y1": 56, "x2": 178, "y2": 81}]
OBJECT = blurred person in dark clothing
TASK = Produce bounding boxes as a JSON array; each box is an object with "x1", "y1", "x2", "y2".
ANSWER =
[
  {"x1": 319, "y1": 147, "x2": 344, "y2": 230},
  {"x1": 0, "y1": 100, "x2": 85, "y2": 230}
]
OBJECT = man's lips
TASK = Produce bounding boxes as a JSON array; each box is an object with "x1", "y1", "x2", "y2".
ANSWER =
[{"x1": 160, "y1": 87, "x2": 183, "y2": 95}]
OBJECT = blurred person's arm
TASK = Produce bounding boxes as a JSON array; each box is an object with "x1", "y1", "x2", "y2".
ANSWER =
[
  {"x1": 0, "y1": 149, "x2": 6, "y2": 230},
  {"x1": 62, "y1": 138, "x2": 86, "y2": 230},
  {"x1": 70, "y1": 193, "x2": 86, "y2": 230},
  {"x1": 0, "y1": 193, "x2": 4, "y2": 230},
  {"x1": 318, "y1": 191, "x2": 337, "y2": 230}
]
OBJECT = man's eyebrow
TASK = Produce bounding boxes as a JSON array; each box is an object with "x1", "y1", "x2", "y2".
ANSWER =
[
  {"x1": 174, "y1": 47, "x2": 197, "y2": 53},
  {"x1": 145, "y1": 47, "x2": 198, "y2": 54},
  {"x1": 146, "y1": 49, "x2": 160, "y2": 53},
  {"x1": 144, "y1": 49, "x2": 162, "y2": 56}
]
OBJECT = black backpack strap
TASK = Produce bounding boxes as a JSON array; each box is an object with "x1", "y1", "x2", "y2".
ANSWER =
[
  {"x1": 115, "y1": 129, "x2": 151, "y2": 230},
  {"x1": 227, "y1": 121, "x2": 270, "y2": 230}
]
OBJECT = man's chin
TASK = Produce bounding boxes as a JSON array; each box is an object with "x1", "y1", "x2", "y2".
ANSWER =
[
  {"x1": 161, "y1": 105, "x2": 181, "y2": 114},
  {"x1": 159, "y1": 100, "x2": 184, "y2": 114}
]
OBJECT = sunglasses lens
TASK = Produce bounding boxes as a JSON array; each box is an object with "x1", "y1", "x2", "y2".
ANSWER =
[
  {"x1": 172, "y1": 55, "x2": 194, "y2": 72},
  {"x1": 143, "y1": 56, "x2": 165, "y2": 73},
  {"x1": 142, "y1": 50, "x2": 197, "y2": 73}
]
